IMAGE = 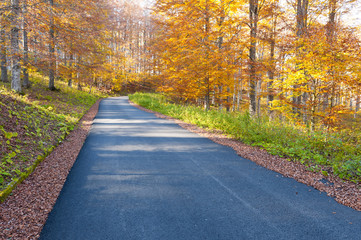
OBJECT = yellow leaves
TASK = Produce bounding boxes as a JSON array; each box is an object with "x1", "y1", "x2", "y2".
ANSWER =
[
  {"x1": 270, "y1": 23, "x2": 361, "y2": 128},
  {"x1": 151, "y1": 0, "x2": 243, "y2": 102}
]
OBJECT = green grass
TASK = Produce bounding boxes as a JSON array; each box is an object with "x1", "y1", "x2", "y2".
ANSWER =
[
  {"x1": 0, "y1": 73, "x2": 107, "y2": 200},
  {"x1": 129, "y1": 92, "x2": 361, "y2": 183}
]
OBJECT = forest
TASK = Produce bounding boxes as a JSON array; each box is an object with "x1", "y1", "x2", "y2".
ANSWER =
[
  {"x1": 1, "y1": 0, "x2": 361, "y2": 187},
  {"x1": 150, "y1": 0, "x2": 361, "y2": 129},
  {"x1": 1, "y1": 0, "x2": 361, "y2": 128},
  {"x1": 2, "y1": 1, "x2": 361, "y2": 238}
]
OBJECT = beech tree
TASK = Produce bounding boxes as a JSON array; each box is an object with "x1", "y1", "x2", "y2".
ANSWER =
[
  {"x1": 0, "y1": 1, "x2": 8, "y2": 83},
  {"x1": 22, "y1": 0, "x2": 29, "y2": 88},
  {"x1": 249, "y1": 0, "x2": 260, "y2": 116},
  {"x1": 0, "y1": 25, "x2": 7, "y2": 83},
  {"x1": 48, "y1": 0, "x2": 55, "y2": 90},
  {"x1": 10, "y1": 0, "x2": 21, "y2": 92}
]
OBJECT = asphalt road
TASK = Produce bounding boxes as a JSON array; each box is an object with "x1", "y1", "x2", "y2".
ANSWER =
[{"x1": 40, "y1": 97, "x2": 361, "y2": 240}]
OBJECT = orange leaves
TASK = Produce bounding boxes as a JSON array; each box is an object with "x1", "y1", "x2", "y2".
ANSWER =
[
  {"x1": 322, "y1": 106, "x2": 352, "y2": 127},
  {"x1": 151, "y1": 0, "x2": 243, "y2": 105}
]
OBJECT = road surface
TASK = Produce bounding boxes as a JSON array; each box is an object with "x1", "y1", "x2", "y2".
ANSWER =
[{"x1": 40, "y1": 97, "x2": 361, "y2": 240}]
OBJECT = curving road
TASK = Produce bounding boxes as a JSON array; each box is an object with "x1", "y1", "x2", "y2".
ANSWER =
[{"x1": 40, "y1": 97, "x2": 361, "y2": 240}]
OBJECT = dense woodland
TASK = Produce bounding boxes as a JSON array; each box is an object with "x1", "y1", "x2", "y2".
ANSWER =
[
  {"x1": 0, "y1": 0, "x2": 153, "y2": 92},
  {"x1": 150, "y1": 0, "x2": 361, "y2": 130},
  {"x1": 1, "y1": 0, "x2": 361, "y2": 130}
]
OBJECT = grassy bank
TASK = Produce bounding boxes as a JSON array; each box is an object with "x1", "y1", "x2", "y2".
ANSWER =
[
  {"x1": 129, "y1": 92, "x2": 361, "y2": 183},
  {"x1": 0, "y1": 73, "x2": 107, "y2": 198}
]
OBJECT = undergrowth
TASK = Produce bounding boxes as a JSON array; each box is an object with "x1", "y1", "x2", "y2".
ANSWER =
[
  {"x1": 129, "y1": 92, "x2": 361, "y2": 183},
  {"x1": 0, "y1": 73, "x2": 106, "y2": 193}
]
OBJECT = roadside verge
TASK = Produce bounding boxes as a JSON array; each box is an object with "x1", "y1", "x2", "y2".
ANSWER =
[{"x1": 0, "y1": 99, "x2": 101, "y2": 240}]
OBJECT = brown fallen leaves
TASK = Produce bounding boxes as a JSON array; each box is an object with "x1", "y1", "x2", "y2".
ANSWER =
[
  {"x1": 130, "y1": 101, "x2": 361, "y2": 212},
  {"x1": 0, "y1": 99, "x2": 101, "y2": 240}
]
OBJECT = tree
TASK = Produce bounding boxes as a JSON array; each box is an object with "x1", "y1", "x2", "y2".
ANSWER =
[
  {"x1": 0, "y1": 0, "x2": 8, "y2": 83},
  {"x1": 0, "y1": 25, "x2": 8, "y2": 83},
  {"x1": 10, "y1": 0, "x2": 21, "y2": 92},
  {"x1": 249, "y1": 0, "x2": 260, "y2": 116},
  {"x1": 48, "y1": 0, "x2": 55, "y2": 90},
  {"x1": 22, "y1": 0, "x2": 30, "y2": 88}
]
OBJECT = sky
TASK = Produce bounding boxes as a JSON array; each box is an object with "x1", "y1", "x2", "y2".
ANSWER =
[
  {"x1": 344, "y1": 0, "x2": 361, "y2": 27},
  {"x1": 131, "y1": 0, "x2": 153, "y2": 8}
]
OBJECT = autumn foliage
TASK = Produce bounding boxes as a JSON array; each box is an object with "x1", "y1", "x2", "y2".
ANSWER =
[
  {"x1": 149, "y1": 0, "x2": 361, "y2": 129},
  {"x1": 0, "y1": 0, "x2": 153, "y2": 93},
  {"x1": 1, "y1": 0, "x2": 361, "y2": 129}
]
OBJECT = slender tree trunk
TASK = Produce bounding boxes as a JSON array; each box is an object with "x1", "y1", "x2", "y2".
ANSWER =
[
  {"x1": 355, "y1": 95, "x2": 360, "y2": 118},
  {"x1": 324, "y1": 0, "x2": 337, "y2": 111},
  {"x1": 218, "y1": 85, "x2": 223, "y2": 110},
  {"x1": 310, "y1": 92, "x2": 316, "y2": 131},
  {"x1": 0, "y1": 27, "x2": 8, "y2": 82},
  {"x1": 232, "y1": 80, "x2": 237, "y2": 111},
  {"x1": 267, "y1": 17, "x2": 276, "y2": 116},
  {"x1": 226, "y1": 86, "x2": 230, "y2": 111},
  {"x1": 68, "y1": 53, "x2": 73, "y2": 87},
  {"x1": 204, "y1": 76, "x2": 210, "y2": 111},
  {"x1": 249, "y1": 0, "x2": 259, "y2": 116},
  {"x1": 76, "y1": 55, "x2": 81, "y2": 88},
  {"x1": 22, "y1": 0, "x2": 30, "y2": 88},
  {"x1": 10, "y1": 0, "x2": 21, "y2": 92},
  {"x1": 293, "y1": 0, "x2": 308, "y2": 115},
  {"x1": 356, "y1": 96, "x2": 360, "y2": 112},
  {"x1": 238, "y1": 69, "x2": 243, "y2": 111},
  {"x1": 296, "y1": 0, "x2": 308, "y2": 38},
  {"x1": 217, "y1": 0, "x2": 225, "y2": 110},
  {"x1": 349, "y1": 97, "x2": 353, "y2": 111},
  {"x1": 326, "y1": 0, "x2": 336, "y2": 43},
  {"x1": 48, "y1": 0, "x2": 56, "y2": 90},
  {"x1": 204, "y1": 0, "x2": 210, "y2": 111}
]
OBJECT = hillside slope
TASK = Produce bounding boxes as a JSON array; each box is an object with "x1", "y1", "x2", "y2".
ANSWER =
[{"x1": 0, "y1": 74, "x2": 105, "y2": 197}]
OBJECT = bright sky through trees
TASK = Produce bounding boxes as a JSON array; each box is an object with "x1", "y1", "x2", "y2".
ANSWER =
[{"x1": 344, "y1": 0, "x2": 361, "y2": 27}]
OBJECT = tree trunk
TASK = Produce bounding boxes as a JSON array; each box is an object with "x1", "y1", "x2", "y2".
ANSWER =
[
  {"x1": 204, "y1": 76, "x2": 210, "y2": 111},
  {"x1": 296, "y1": 0, "x2": 308, "y2": 38},
  {"x1": 293, "y1": 0, "x2": 308, "y2": 115},
  {"x1": 238, "y1": 72, "x2": 243, "y2": 111},
  {"x1": 324, "y1": 0, "x2": 337, "y2": 111},
  {"x1": 22, "y1": 0, "x2": 30, "y2": 88},
  {"x1": 267, "y1": 16, "x2": 276, "y2": 116},
  {"x1": 356, "y1": 96, "x2": 360, "y2": 112},
  {"x1": 48, "y1": 0, "x2": 56, "y2": 90},
  {"x1": 326, "y1": 0, "x2": 336, "y2": 43},
  {"x1": 68, "y1": 53, "x2": 73, "y2": 87},
  {"x1": 217, "y1": 0, "x2": 225, "y2": 110},
  {"x1": 355, "y1": 95, "x2": 360, "y2": 118},
  {"x1": 10, "y1": 0, "x2": 21, "y2": 92},
  {"x1": 249, "y1": 0, "x2": 259, "y2": 116},
  {"x1": 349, "y1": 97, "x2": 353, "y2": 111},
  {"x1": 204, "y1": 0, "x2": 210, "y2": 111},
  {"x1": 0, "y1": 27, "x2": 8, "y2": 82}
]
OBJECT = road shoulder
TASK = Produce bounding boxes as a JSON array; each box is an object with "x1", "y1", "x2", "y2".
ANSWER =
[{"x1": 0, "y1": 100, "x2": 102, "y2": 239}]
